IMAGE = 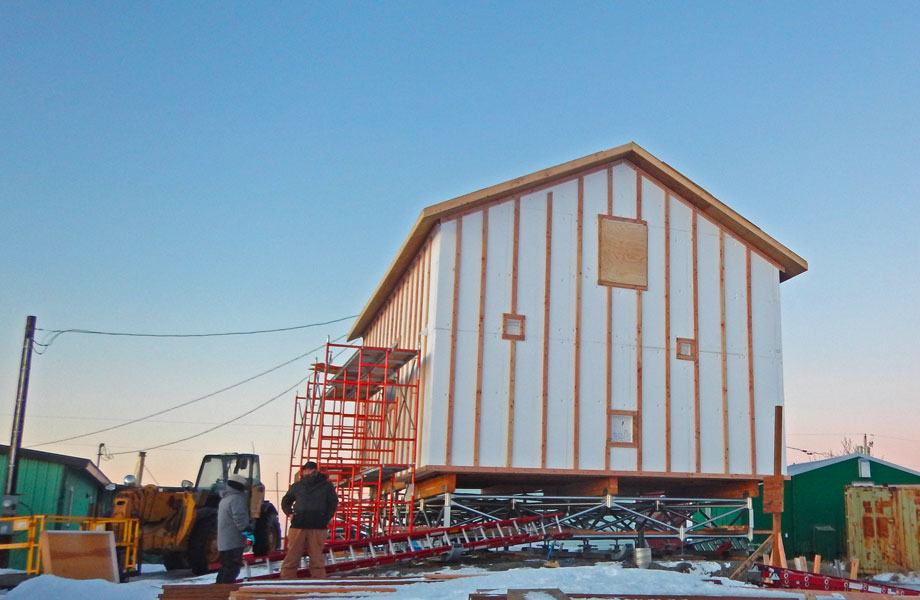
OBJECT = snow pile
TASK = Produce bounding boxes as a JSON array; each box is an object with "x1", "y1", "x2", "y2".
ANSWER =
[
  {"x1": 870, "y1": 571, "x2": 920, "y2": 590},
  {"x1": 3, "y1": 575, "x2": 163, "y2": 600},
  {"x1": 369, "y1": 563, "x2": 797, "y2": 600},
  {"x1": 3, "y1": 562, "x2": 801, "y2": 600}
]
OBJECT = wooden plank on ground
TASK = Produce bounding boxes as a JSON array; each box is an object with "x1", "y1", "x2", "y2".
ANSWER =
[
  {"x1": 728, "y1": 533, "x2": 774, "y2": 580},
  {"x1": 39, "y1": 530, "x2": 119, "y2": 583}
]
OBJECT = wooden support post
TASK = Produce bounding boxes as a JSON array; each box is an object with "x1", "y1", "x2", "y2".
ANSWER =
[
  {"x1": 849, "y1": 558, "x2": 859, "y2": 579},
  {"x1": 813, "y1": 554, "x2": 821, "y2": 574},
  {"x1": 766, "y1": 405, "x2": 786, "y2": 568}
]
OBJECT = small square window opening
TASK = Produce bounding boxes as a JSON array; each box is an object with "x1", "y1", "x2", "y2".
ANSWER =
[
  {"x1": 676, "y1": 337, "x2": 697, "y2": 360},
  {"x1": 502, "y1": 313, "x2": 525, "y2": 341},
  {"x1": 608, "y1": 411, "x2": 637, "y2": 447}
]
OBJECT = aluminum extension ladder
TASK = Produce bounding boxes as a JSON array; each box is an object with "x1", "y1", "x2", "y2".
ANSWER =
[{"x1": 242, "y1": 513, "x2": 569, "y2": 580}]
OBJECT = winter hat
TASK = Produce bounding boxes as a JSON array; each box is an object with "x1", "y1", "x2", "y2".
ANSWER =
[
  {"x1": 228, "y1": 473, "x2": 249, "y2": 490},
  {"x1": 301, "y1": 461, "x2": 318, "y2": 471}
]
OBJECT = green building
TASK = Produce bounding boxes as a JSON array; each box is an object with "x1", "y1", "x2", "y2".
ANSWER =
[
  {"x1": 0, "y1": 445, "x2": 111, "y2": 569},
  {"x1": 753, "y1": 453, "x2": 920, "y2": 560}
]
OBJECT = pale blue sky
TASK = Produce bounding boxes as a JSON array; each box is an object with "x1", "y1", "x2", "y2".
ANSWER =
[{"x1": 2, "y1": 2, "x2": 919, "y2": 486}]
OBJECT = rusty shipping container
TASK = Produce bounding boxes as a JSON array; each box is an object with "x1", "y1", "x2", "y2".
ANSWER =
[{"x1": 845, "y1": 485, "x2": 920, "y2": 574}]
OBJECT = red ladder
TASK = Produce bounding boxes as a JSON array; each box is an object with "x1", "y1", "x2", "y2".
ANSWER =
[
  {"x1": 237, "y1": 514, "x2": 570, "y2": 580},
  {"x1": 760, "y1": 565, "x2": 920, "y2": 596}
]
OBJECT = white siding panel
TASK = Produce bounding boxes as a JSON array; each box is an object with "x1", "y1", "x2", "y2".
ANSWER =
[
  {"x1": 580, "y1": 171, "x2": 608, "y2": 470},
  {"x1": 611, "y1": 290, "x2": 638, "y2": 410},
  {"x1": 611, "y1": 289, "x2": 638, "y2": 471},
  {"x1": 611, "y1": 163, "x2": 637, "y2": 219},
  {"x1": 546, "y1": 180, "x2": 578, "y2": 469},
  {"x1": 723, "y1": 236, "x2": 751, "y2": 474},
  {"x1": 479, "y1": 202, "x2": 514, "y2": 467},
  {"x1": 669, "y1": 197, "x2": 694, "y2": 472},
  {"x1": 418, "y1": 228, "x2": 441, "y2": 467},
  {"x1": 611, "y1": 447, "x2": 637, "y2": 470},
  {"x1": 450, "y1": 211, "x2": 482, "y2": 466},
  {"x1": 751, "y1": 255, "x2": 782, "y2": 475},
  {"x1": 641, "y1": 179, "x2": 666, "y2": 472},
  {"x1": 697, "y1": 218, "x2": 724, "y2": 473},
  {"x1": 424, "y1": 224, "x2": 453, "y2": 466},
  {"x1": 512, "y1": 191, "x2": 548, "y2": 468}
]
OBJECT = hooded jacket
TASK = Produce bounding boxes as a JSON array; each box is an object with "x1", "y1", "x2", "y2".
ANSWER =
[
  {"x1": 217, "y1": 486, "x2": 250, "y2": 551},
  {"x1": 281, "y1": 472, "x2": 338, "y2": 529}
]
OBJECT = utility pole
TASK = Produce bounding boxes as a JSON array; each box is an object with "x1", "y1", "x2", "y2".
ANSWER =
[
  {"x1": 135, "y1": 451, "x2": 146, "y2": 485},
  {"x1": 4, "y1": 316, "x2": 36, "y2": 507},
  {"x1": 96, "y1": 443, "x2": 105, "y2": 467}
]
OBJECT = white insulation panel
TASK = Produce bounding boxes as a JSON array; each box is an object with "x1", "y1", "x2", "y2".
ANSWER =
[{"x1": 409, "y1": 162, "x2": 787, "y2": 478}]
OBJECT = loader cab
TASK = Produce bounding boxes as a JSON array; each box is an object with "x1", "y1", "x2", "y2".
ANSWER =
[{"x1": 194, "y1": 453, "x2": 261, "y2": 493}]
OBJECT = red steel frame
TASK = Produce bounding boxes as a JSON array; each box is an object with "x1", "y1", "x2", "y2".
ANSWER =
[{"x1": 289, "y1": 343, "x2": 419, "y2": 541}]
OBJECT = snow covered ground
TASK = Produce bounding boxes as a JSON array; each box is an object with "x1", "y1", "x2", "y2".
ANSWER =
[{"x1": 1, "y1": 561, "x2": 805, "y2": 600}]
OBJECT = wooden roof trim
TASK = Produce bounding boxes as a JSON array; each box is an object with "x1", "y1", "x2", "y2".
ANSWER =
[{"x1": 348, "y1": 142, "x2": 807, "y2": 340}]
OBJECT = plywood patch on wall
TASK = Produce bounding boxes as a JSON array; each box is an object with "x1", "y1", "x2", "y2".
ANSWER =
[{"x1": 598, "y1": 216, "x2": 649, "y2": 290}]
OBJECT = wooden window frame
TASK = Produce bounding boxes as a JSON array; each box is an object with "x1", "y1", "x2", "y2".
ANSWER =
[
  {"x1": 607, "y1": 409, "x2": 638, "y2": 448},
  {"x1": 502, "y1": 313, "x2": 525, "y2": 341},
  {"x1": 676, "y1": 337, "x2": 697, "y2": 361},
  {"x1": 597, "y1": 214, "x2": 649, "y2": 291}
]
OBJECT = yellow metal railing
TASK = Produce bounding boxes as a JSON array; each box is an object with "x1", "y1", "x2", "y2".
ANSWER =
[{"x1": 0, "y1": 515, "x2": 139, "y2": 574}]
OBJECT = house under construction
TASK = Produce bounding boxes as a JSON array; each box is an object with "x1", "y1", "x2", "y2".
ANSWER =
[{"x1": 290, "y1": 142, "x2": 807, "y2": 544}]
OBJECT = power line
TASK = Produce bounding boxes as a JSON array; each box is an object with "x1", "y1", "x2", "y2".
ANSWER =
[
  {"x1": 33, "y1": 314, "x2": 358, "y2": 352},
  {"x1": 111, "y1": 376, "x2": 311, "y2": 455},
  {"x1": 29, "y1": 334, "x2": 346, "y2": 448}
]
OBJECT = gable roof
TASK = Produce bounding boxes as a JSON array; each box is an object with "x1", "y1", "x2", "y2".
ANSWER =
[
  {"x1": 0, "y1": 444, "x2": 111, "y2": 487},
  {"x1": 349, "y1": 142, "x2": 808, "y2": 341},
  {"x1": 788, "y1": 453, "x2": 920, "y2": 478}
]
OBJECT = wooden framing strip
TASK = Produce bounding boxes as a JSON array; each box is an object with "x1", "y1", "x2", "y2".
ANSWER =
[
  {"x1": 507, "y1": 198, "x2": 520, "y2": 467},
  {"x1": 474, "y1": 209, "x2": 488, "y2": 465},
  {"x1": 720, "y1": 231, "x2": 729, "y2": 473},
  {"x1": 574, "y1": 179, "x2": 583, "y2": 469},
  {"x1": 605, "y1": 166, "x2": 613, "y2": 470},
  {"x1": 692, "y1": 210, "x2": 701, "y2": 473},
  {"x1": 747, "y1": 248, "x2": 756, "y2": 473},
  {"x1": 664, "y1": 193, "x2": 671, "y2": 472},
  {"x1": 635, "y1": 171, "x2": 643, "y2": 470},
  {"x1": 541, "y1": 192, "x2": 553, "y2": 468},
  {"x1": 445, "y1": 219, "x2": 463, "y2": 465}
]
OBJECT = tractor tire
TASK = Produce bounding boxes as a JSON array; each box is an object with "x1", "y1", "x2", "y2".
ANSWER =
[
  {"x1": 187, "y1": 516, "x2": 219, "y2": 575},
  {"x1": 253, "y1": 505, "x2": 281, "y2": 557},
  {"x1": 163, "y1": 551, "x2": 188, "y2": 571}
]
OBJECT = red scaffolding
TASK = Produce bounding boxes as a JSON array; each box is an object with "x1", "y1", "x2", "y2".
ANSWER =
[{"x1": 289, "y1": 343, "x2": 419, "y2": 540}]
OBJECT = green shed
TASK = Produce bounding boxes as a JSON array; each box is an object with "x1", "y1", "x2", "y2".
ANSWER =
[
  {"x1": 753, "y1": 453, "x2": 920, "y2": 560},
  {"x1": 0, "y1": 445, "x2": 111, "y2": 569}
]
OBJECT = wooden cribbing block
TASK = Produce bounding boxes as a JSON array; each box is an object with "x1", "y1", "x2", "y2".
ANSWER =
[
  {"x1": 231, "y1": 586, "x2": 398, "y2": 597},
  {"x1": 159, "y1": 584, "x2": 238, "y2": 600},
  {"x1": 39, "y1": 530, "x2": 119, "y2": 583}
]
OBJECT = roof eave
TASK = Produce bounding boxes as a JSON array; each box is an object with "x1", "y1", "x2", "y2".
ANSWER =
[{"x1": 348, "y1": 142, "x2": 807, "y2": 340}]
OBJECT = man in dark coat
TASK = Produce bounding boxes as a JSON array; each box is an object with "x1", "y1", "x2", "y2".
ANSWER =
[{"x1": 279, "y1": 461, "x2": 338, "y2": 579}]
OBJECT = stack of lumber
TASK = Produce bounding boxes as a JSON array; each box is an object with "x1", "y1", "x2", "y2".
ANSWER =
[{"x1": 159, "y1": 575, "x2": 459, "y2": 600}]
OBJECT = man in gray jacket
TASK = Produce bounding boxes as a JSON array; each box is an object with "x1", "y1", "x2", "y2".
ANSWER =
[
  {"x1": 279, "y1": 461, "x2": 338, "y2": 579},
  {"x1": 216, "y1": 473, "x2": 251, "y2": 584}
]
